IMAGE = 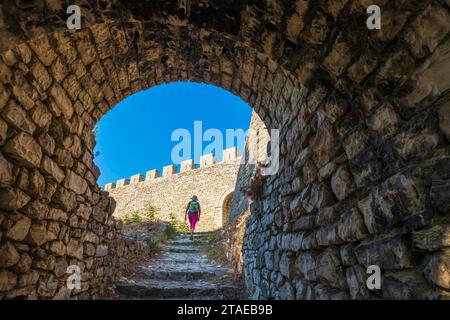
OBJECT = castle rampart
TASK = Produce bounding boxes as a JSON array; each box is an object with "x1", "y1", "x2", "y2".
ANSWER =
[{"x1": 104, "y1": 147, "x2": 242, "y2": 231}]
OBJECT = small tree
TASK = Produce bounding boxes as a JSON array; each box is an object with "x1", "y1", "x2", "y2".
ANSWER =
[
  {"x1": 123, "y1": 211, "x2": 141, "y2": 224},
  {"x1": 144, "y1": 206, "x2": 158, "y2": 221},
  {"x1": 241, "y1": 164, "x2": 267, "y2": 201},
  {"x1": 169, "y1": 213, "x2": 190, "y2": 233},
  {"x1": 92, "y1": 125, "x2": 100, "y2": 137}
]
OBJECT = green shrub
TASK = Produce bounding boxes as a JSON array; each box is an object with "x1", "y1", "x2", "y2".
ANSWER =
[
  {"x1": 168, "y1": 213, "x2": 178, "y2": 229},
  {"x1": 168, "y1": 213, "x2": 190, "y2": 233},
  {"x1": 123, "y1": 211, "x2": 141, "y2": 224},
  {"x1": 146, "y1": 239, "x2": 161, "y2": 255},
  {"x1": 92, "y1": 125, "x2": 99, "y2": 137},
  {"x1": 198, "y1": 229, "x2": 227, "y2": 265},
  {"x1": 177, "y1": 220, "x2": 190, "y2": 233},
  {"x1": 144, "y1": 206, "x2": 158, "y2": 221},
  {"x1": 165, "y1": 225, "x2": 178, "y2": 240},
  {"x1": 145, "y1": 222, "x2": 178, "y2": 254},
  {"x1": 122, "y1": 206, "x2": 159, "y2": 224}
]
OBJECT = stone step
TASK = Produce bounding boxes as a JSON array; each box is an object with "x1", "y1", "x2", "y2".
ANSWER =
[
  {"x1": 152, "y1": 258, "x2": 211, "y2": 265},
  {"x1": 140, "y1": 258, "x2": 229, "y2": 274},
  {"x1": 125, "y1": 295, "x2": 225, "y2": 300},
  {"x1": 163, "y1": 245, "x2": 199, "y2": 253},
  {"x1": 177, "y1": 233, "x2": 213, "y2": 240},
  {"x1": 168, "y1": 239, "x2": 208, "y2": 246},
  {"x1": 153, "y1": 252, "x2": 210, "y2": 263},
  {"x1": 137, "y1": 267, "x2": 228, "y2": 281},
  {"x1": 179, "y1": 232, "x2": 213, "y2": 236},
  {"x1": 116, "y1": 279, "x2": 227, "y2": 299}
]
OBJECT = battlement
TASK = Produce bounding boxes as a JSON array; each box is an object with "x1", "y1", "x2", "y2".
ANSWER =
[{"x1": 104, "y1": 147, "x2": 241, "y2": 191}]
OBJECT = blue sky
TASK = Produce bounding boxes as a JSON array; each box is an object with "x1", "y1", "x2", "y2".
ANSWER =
[{"x1": 94, "y1": 82, "x2": 252, "y2": 187}]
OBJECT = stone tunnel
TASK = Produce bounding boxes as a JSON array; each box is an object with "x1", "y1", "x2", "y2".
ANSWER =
[{"x1": 0, "y1": 0, "x2": 449, "y2": 299}]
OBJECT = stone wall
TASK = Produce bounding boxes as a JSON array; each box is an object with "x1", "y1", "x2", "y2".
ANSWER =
[
  {"x1": 222, "y1": 209, "x2": 250, "y2": 273},
  {"x1": 222, "y1": 111, "x2": 270, "y2": 272},
  {"x1": 229, "y1": 111, "x2": 271, "y2": 222},
  {"x1": 105, "y1": 148, "x2": 241, "y2": 232},
  {"x1": 0, "y1": 130, "x2": 147, "y2": 299},
  {"x1": 239, "y1": 2, "x2": 450, "y2": 299},
  {"x1": 0, "y1": 0, "x2": 449, "y2": 300}
]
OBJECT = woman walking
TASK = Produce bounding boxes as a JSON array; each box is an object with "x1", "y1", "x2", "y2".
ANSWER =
[{"x1": 185, "y1": 195, "x2": 201, "y2": 240}]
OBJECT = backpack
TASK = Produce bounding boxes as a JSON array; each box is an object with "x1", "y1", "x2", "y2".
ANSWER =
[{"x1": 188, "y1": 200, "x2": 199, "y2": 212}]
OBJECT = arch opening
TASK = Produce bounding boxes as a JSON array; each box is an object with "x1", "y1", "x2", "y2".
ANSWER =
[
  {"x1": 95, "y1": 81, "x2": 252, "y2": 232},
  {"x1": 0, "y1": 1, "x2": 449, "y2": 301},
  {"x1": 221, "y1": 192, "x2": 234, "y2": 225},
  {"x1": 217, "y1": 188, "x2": 236, "y2": 227}
]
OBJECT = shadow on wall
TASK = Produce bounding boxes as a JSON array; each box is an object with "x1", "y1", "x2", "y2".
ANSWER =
[
  {"x1": 221, "y1": 209, "x2": 251, "y2": 273},
  {"x1": 228, "y1": 111, "x2": 271, "y2": 224},
  {"x1": 219, "y1": 111, "x2": 271, "y2": 271},
  {"x1": 222, "y1": 191, "x2": 234, "y2": 225}
]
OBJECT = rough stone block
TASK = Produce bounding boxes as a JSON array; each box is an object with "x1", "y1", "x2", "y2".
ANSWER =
[
  {"x1": 423, "y1": 250, "x2": 450, "y2": 289},
  {"x1": 2, "y1": 100, "x2": 36, "y2": 134},
  {"x1": 222, "y1": 147, "x2": 238, "y2": 162},
  {"x1": 367, "y1": 104, "x2": 400, "y2": 138},
  {"x1": 295, "y1": 253, "x2": 317, "y2": 282},
  {"x1": 200, "y1": 154, "x2": 216, "y2": 167},
  {"x1": 104, "y1": 182, "x2": 116, "y2": 191},
  {"x1": 393, "y1": 130, "x2": 439, "y2": 161},
  {"x1": 383, "y1": 271, "x2": 435, "y2": 299},
  {"x1": 430, "y1": 157, "x2": 450, "y2": 212},
  {"x1": 162, "y1": 165, "x2": 177, "y2": 176},
  {"x1": 29, "y1": 35, "x2": 57, "y2": 66},
  {"x1": 4, "y1": 212, "x2": 31, "y2": 241},
  {"x1": 0, "y1": 269, "x2": 17, "y2": 291},
  {"x1": 66, "y1": 239, "x2": 83, "y2": 260},
  {"x1": 49, "y1": 84, "x2": 73, "y2": 119},
  {"x1": 403, "y1": 4, "x2": 450, "y2": 59},
  {"x1": 95, "y1": 245, "x2": 108, "y2": 257},
  {"x1": 31, "y1": 60, "x2": 52, "y2": 91},
  {"x1": 25, "y1": 224, "x2": 49, "y2": 247},
  {"x1": 0, "y1": 152, "x2": 14, "y2": 187},
  {"x1": 180, "y1": 159, "x2": 195, "y2": 172},
  {"x1": 340, "y1": 244, "x2": 357, "y2": 267},
  {"x1": 0, "y1": 242, "x2": 20, "y2": 268},
  {"x1": 316, "y1": 248, "x2": 347, "y2": 289},
  {"x1": 412, "y1": 222, "x2": 450, "y2": 252},
  {"x1": 358, "y1": 174, "x2": 427, "y2": 234},
  {"x1": 440, "y1": 102, "x2": 450, "y2": 140},
  {"x1": 64, "y1": 170, "x2": 88, "y2": 195},
  {"x1": 337, "y1": 208, "x2": 368, "y2": 243},
  {"x1": 145, "y1": 169, "x2": 160, "y2": 180},
  {"x1": 331, "y1": 166, "x2": 356, "y2": 201},
  {"x1": 116, "y1": 178, "x2": 130, "y2": 188},
  {"x1": 354, "y1": 234, "x2": 412, "y2": 270},
  {"x1": 4, "y1": 132, "x2": 42, "y2": 168},
  {"x1": 345, "y1": 265, "x2": 371, "y2": 299},
  {"x1": 0, "y1": 187, "x2": 31, "y2": 211},
  {"x1": 130, "y1": 174, "x2": 144, "y2": 184}
]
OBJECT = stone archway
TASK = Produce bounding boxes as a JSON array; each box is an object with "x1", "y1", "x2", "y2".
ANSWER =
[
  {"x1": 218, "y1": 188, "x2": 235, "y2": 226},
  {"x1": 0, "y1": 1, "x2": 450, "y2": 300}
]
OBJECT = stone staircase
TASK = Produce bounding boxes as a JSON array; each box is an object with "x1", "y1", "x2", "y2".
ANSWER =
[{"x1": 115, "y1": 233, "x2": 244, "y2": 300}]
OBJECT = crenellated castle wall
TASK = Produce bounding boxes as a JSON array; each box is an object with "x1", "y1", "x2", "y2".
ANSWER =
[{"x1": 104, "y1": 148, "x2": 242, "y2": 231}]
